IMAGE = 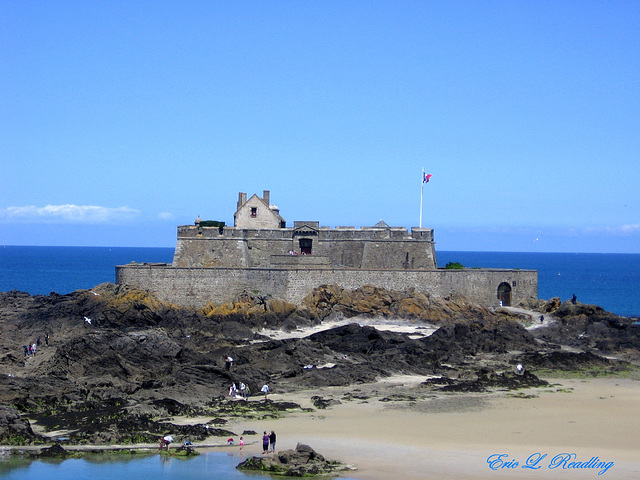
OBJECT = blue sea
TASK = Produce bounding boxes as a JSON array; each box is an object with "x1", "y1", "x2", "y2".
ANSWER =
[
  {"x1": 0, "y1": 451, "x2": 355, "y2": 480},
  {"x1": 0, "y1": 246, "x2": 639, "y2": 318}
]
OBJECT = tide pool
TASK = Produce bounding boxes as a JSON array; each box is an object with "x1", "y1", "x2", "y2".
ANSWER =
[
  {"x1": 0, "y1": 452, "x2": 258, "y2": 480},
  {"x1": 0, "y1": 451, "x2": 359, "y2": 480}
]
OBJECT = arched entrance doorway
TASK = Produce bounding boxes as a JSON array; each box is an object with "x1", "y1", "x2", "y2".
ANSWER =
[{"x1": 497, "y1": 282, "x2": 512, "y2": 306}]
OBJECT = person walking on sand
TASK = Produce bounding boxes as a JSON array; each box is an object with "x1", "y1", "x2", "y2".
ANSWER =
[
  {"x1": 269, "y1": 430, "x2": 276, "y2": 453},
  {"x1": 261, "y1": 384, "x2": 270, "y2": 400},
  {"x1": 239, "y1": 436, "x2": 244, "y2": 452},
  {"x1": 262, "y1": 431, "x2": 270, "y2": 454}
]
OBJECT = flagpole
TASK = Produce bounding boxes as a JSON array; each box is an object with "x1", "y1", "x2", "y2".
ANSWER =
[{"x1": 419, "y1": 168, "x2": 424, "y2": 228}]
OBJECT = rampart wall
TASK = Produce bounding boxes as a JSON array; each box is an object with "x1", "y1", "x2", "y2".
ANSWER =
[
  {"x1": 116, "y1": 264, "x2": 537, "y2": 309},
  {"x1": 171, "y1": 225, "x2": 437, "y2": 270}
]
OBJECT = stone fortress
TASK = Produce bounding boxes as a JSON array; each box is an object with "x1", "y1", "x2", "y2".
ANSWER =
[{"x1": 116, "y1": 190, "x2": 537, "y2": 308}]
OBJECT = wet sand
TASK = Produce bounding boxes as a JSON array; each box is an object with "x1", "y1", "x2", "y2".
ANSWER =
[{"x1": 226, "y1": 376, "x2": 640, "y2": 480}]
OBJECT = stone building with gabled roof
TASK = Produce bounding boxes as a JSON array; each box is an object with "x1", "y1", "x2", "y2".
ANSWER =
[{"x1": 234, "y1": 190, "x2": 286, "y2": 229}]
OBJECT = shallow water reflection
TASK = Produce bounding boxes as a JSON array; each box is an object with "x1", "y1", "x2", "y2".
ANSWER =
[
  {"x1": 1, "y1": 452, "x2": 261, "y2": 479},
  {"x1": 0, "y1": 452, "x2": 359, "y2": 480}
]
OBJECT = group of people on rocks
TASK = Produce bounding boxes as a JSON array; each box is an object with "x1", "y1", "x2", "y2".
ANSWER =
[
  {"x1": 224, "y1": 355, "x2": 271, "y2": 401},
  {"x1": 227, "y1": 381, "x2": 272, "y2": 401},
  {"x1": 223, "y1": 354, "x2": 277, "y2": 454},
  {"x1": 22, "y1": 333, "x2": 49, "y2": 358},
  {"x1": 159, "y1": 355, "x2": 279, "y2": 456},
  {"x1": 228, "y1": 381, "x2": 252, "y2": 400}
]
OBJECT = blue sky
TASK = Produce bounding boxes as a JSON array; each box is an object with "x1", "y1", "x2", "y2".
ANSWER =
[{"x1": 1, "y1": 1, "x2": 639, "y2": 253}]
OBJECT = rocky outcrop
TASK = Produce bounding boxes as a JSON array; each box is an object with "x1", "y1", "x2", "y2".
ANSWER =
[
  {"x1": 0, "y1": 284, "x2": 637, "y2": 447},
  {"x1": 0, "y1": 406, "x2": 43, "y2": 445},
  {"x1": 237, "y1": 443, "x2": 352, "y2": 476},
  {"x1": 424, "y1": 369, "x2": 549, "y2": 393},
  {"x1": 529, "y1": 301, "x2": 640, "y2": 361},
  {"x1": 300, "y1": 284, "x2": 498, "y2": 323}
]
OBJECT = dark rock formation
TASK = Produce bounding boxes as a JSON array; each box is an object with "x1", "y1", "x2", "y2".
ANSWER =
[
  {"x1": 36, "y1": 443, "x2": 68, "y2": 457},
  {"x1": 529, "y1": 301, "x2": 640, "y2": 361},
  {"x1": 237, "y1": 443, "x2": 351, "y2": 476},
  {"x1": 0, "y1": 283, "x2": 637, "y2": 447},
  {"x1": 310, "y1": 396, "x2": 342, "y2": 409},
  {"x1": 0, "y1": 406, "x2": 43, "y2": 445},
  {"x1": 426, "y1": 369, "x2": 549, "y2": 393}
]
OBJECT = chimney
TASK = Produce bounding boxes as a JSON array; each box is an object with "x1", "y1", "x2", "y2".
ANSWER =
[
  {"x1": 237, "y1": 192, "x2": 247, "y2": 210},
  {"x1": 263, "y1": 190, "x2": 270, "y2": 206}
]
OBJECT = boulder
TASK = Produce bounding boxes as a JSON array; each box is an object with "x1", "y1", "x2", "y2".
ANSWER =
[
  {"x1": 237, "y1": 443, "x2": 351, "y2": 476},
  {"x1": 0, "y1": 406, "x2": 41, "y2": 445}
]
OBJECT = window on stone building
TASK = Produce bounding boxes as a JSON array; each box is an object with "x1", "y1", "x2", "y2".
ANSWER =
[{"x1": 250, "y1": 207, "x2": 257, "y2": 218}]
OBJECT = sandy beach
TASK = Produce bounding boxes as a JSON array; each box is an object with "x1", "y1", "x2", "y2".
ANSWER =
[{"x1": 225, "y1": 375, "x2": 640, "y2": 480}]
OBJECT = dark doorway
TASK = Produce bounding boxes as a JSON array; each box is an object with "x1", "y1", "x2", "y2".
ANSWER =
[
  {"x1": 497, "y1": 282, "x2": 512, "y2": 306},
  {"x1": 299, "y1": 238, "x2": 312, "y2": 255}
]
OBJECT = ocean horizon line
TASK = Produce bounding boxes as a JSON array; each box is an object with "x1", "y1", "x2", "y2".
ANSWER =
[{"x1": 2, "y1": 244, "x2": 639, "y2": 256}]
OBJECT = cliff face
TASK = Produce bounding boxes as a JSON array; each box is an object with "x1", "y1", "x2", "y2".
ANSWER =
[{"x1": 0, "y1": 284, "x2": 636, "y2": 446}]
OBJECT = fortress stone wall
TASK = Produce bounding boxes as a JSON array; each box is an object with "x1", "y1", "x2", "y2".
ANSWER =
[
  {"x1": 115, "y1": 190, "x2": 538, "y2": 309},
  {"x1": 116, "y1": 264, "x2": 537, "y2": 309},
  {"x1": 172, "y1": 224, "x2": 437, "y2": 270}
]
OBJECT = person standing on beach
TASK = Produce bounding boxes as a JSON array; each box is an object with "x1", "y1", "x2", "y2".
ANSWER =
[
  {"x1": 262, "y1": 431, "x2": 270, "y2": 454},
  {"x1": 239, "y1": 436, "x2": 244, "y2": 452},
  {"x1": 261, "y1": 384, "x2": 270, "y2": 400},
  {"x1": 269, "y1": 430, "x2": 276, "y2": 453}
]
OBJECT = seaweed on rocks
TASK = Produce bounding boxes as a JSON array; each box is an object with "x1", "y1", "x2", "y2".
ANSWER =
[
  {"x1": 237, "y1": 443, "x2": 352, "y2": 476},
  {"x1": 431, "y1": 369, "x2": 549, "y2": 393}
]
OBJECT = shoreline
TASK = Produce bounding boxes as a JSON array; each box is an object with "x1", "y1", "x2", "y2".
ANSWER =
[
  {"x1": 4, "y1": 375, "x2": 639, "y2": 479},
  {"x1": 226, "y1": 375, "x2": 640, "y2": 479}
]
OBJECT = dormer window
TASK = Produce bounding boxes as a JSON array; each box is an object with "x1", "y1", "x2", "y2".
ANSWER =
[{"x1": 250, "y1": 207, "x2": 257, "y2": 218}]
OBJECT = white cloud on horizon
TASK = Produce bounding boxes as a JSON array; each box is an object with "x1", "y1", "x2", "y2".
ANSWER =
[
  {"x1": 617, "y1": 224, "x2": 640, "y2": 234},
  {"x1": 0, "y1": 204, "x2": 141, "y2": 224},
  {"x1": 585, "y1": 224, "x2": 640, "y2": 236},
  {"x1": 157, "y1": 211, "x2": 175, "y2": 220},
  {"x1": 446, "y1": 223, "x2": 640, "y2": 237}
]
